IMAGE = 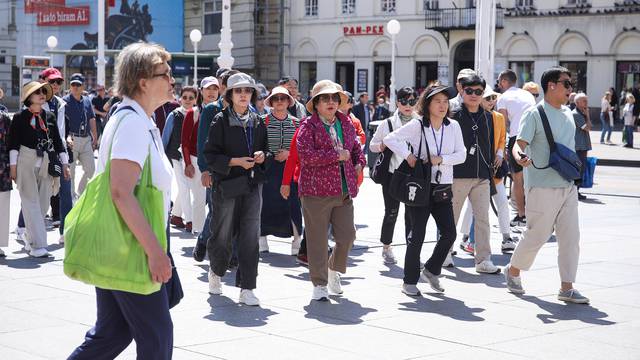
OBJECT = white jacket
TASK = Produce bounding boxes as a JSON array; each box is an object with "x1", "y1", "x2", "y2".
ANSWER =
[
  {"x1": 43, "y1": 95, "x2": 67, "y2": 148},
  {"x1": 369, "y1": 110, "x2": 416, "y2": 173}
]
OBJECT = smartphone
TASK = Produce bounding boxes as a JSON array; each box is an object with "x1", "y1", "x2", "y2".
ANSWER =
[{"x1": 518, "y1": 152, "x2": 528, "y2": 160}]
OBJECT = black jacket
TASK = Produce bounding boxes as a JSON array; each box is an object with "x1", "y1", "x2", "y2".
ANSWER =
[
  {"x1": 203, "y1": 107, "x2": 272, "y2": 186},
  {"x1": 165, "y1": 108, "x2": 185, "y2": 161},
  {"x1": 352, "y1": 102, "x2": 370, "y2": 128},
  {"x1": 452, "y1": 104, "x2": 494, "y2": 180}
]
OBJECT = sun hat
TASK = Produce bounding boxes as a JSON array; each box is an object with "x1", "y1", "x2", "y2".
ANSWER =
[
  {"x1": 22, "y1": 81, "x2": 53, "y2": 103},
  {"x1": 200, "y1": 76, "x2": 219, "y2": 89},
  {"x1": 41, "y1": 67, "x2": 63, "y2": 81},
  {"x1": 305, "y1": 80, "x2": 349, "y2": 113},
  {"x1": 483, "y1": 87, "x2": 499, "y2": 99},
  {"x1": 457, "y1": 68, "x2": 477, "y2": 81},
  {"x1": 255, "y1": 83, "x2": 269, "y2": 100},
  {"x1": 264, "y1": 86, "x2": 294, "y2": 107},
  {"x1": 425, "y1": 85, "x2": 457, "y2": 100},
  {"x1": 224, "y1": 73, "x2": 259, "y2": 95}
]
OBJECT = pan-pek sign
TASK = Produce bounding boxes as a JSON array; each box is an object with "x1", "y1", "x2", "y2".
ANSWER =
[
  {"x1": 343, "y1": 25, "x2": 385, "y2": 36},
  {"x1": 37, "y1": 6, "x2": 90, "y2": 26}
]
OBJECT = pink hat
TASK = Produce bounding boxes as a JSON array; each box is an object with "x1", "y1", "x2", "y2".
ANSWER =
[{"x1": 41, "y1": 68, "x2": 63, "y2": 81}]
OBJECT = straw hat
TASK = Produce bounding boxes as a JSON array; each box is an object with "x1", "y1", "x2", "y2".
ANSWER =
[
  {"x1": 264, "y1": 86, "x2": 294, "y2": 107},
  {"x1": 305, "y1": 80, "x2": 348, "y2": 113},
  {"x1": 21, "y1": 81, "x2": 53, "y2": 103}
]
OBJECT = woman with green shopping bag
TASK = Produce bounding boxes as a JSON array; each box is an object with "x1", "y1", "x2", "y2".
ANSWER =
[{"x1": 66, "y1": 42, "x2": 175, "y2": 360}]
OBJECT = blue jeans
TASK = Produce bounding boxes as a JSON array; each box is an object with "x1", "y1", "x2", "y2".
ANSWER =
[
  {"x1": 600, "y1": 113, "x2": 612, "y2": 143},
  {"x1": 625, "y1": 125, "x2": 635, "y2": 147},
  {"x1": 59, "y1": 175, "x2": 73, "y2": 235}
]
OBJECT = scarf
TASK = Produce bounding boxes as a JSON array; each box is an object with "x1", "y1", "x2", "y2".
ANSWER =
[{"x1": 230, "y1": 107, "x2": 252, "y2": 128}]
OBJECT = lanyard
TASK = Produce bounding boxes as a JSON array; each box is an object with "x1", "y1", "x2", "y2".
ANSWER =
[
  {"x1": 431, "y1": 125, "x2": 443, "y2": 156},
  {"x1": 243, "y1": 122, "x2": 253, "y2": 155}
]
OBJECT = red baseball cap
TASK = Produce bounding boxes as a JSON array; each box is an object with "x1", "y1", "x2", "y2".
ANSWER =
[{"x1": 41, "y1": 67, "x2": 63, "y2": 81}]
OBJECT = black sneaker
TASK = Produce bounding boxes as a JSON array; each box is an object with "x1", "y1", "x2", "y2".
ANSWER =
[
  {"x1": 578, "y1": 193, "x2": 587, "y2": 201},
  {"x1": 510, "y1": 215, "x2": 526, "y2": 227},
  {"x1": 192, "y1": 241, "x2": 207, "y2": 262}
]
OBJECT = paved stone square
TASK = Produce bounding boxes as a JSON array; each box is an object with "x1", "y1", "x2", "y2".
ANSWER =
[{"x1": 1, "y1": 149, "x2": 639, "y2": 359}]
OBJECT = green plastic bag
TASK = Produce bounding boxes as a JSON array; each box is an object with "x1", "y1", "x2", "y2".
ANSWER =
[{"x1": 63, "y1": 120, "x2": 166, "y2": 295}]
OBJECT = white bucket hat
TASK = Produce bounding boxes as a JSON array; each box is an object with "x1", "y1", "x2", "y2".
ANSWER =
[{"x1": 264, "y1": 86, "x2": 295, "y2": 107}]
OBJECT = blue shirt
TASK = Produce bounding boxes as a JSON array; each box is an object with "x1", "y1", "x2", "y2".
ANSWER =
[{"x1": 63, "y1": 94, "x2": 95, "y2": 136}]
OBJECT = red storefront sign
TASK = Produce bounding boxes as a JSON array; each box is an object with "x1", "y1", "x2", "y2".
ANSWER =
[
  {"x1": 343, "y1": 25, "x2": 385, "y2": 36},
  {"x1": 37, "y1": 6, "x2": 90, "y2": 26},
  {"x1": 25, "y1": 0, "x2": 66, "y2": 14}
]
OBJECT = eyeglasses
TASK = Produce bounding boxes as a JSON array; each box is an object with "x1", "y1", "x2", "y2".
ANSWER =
[
  {"x1": 553, "y1": 80, "x2": 574, "y2": 90},
  {"x1": 181, "y1": 95, "x2": 195, "y2": 101},
  {"x1": 271, "y1": 94, "x2": 289, "y2": 102},
  {"x1": 464, "y1": 88, "x2": 484, "y2": 96},
  {"x1": 233, "y1": 87, "x2": 254, "y2": 95},
  {"x1": 399, "y1": 98, "x2": 417, "y2": 106},
  {"x1": 318, "y1": 94, "x2": 341, "y2": 103},
  {"x1": 484, "y1": 95, "x2": 497, "y2": 101},
  {"x1": 152, "y1": 70, "x2": 173, "y2": 81},
  {"x1": 48, "y1": 79, "x2": 63, "y2": 85}
]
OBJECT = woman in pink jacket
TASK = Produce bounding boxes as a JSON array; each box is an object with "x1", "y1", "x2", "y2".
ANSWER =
[{"x1": 297, "y1": 80, "x2": 366, "y2": 302}]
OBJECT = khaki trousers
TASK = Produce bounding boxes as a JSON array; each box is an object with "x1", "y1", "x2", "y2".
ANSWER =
[
  {"x1": 511, "y1": 186, "x2": 580, "y2": 283},
  {"x1": 301, "y1": 195, "x2": 356, "y2": 286},
  {"x1": 70, "y1": 135, "x2": 95, "y2": 195},
  {"x1": 16, "y1": 146, "x2": 52, "y2": 250},
  {"x1": 452, "y1": 178, "x2": 492, "y2": 263}
]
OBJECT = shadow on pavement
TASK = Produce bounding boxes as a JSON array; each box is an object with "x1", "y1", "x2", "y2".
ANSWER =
[
  {"x1": 517, "y1": 295, "x2": 616, "y2": 326},
  {"x1": 303, "y1": 296, "x2": 377, "y2": 324},
  {"x1": 398, "y1": 294, "x2": 485, "y2": 321},
  {"x1": 379, "y1": 263, "x2": 404, "y2": 279},
  {"x1": 259, "y1": 252, "x2": 301, "y2": 269},
  {"x1": 580, "y1": 197, "x2": 606, "y2": 205},
  {"x1": 443, "y1": 267, "x2": 506, "y2": 289},
  {"x1": 0, "y1": 254, "x2": 56, "y2": 268},
  {"x1": 205, "y1": 295, "x2": 278, "y2": 327}
]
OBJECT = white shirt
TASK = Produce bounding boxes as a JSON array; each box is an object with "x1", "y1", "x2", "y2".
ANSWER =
[
  {"x1": 623, "y1": 103, "x2": 635, "y2": 126},
  {"x1": 384, "y1": 118, "x2": 467, "y2": 184},
  {"x1": 369, "y1": 110, "x2": 417, "y2": 173},
  {"x1": 496, "y1": 86, "x2": 536, "y2": 137},
  {"x1": 97, "y1": 97, "x2": 174, "y2": 223}
]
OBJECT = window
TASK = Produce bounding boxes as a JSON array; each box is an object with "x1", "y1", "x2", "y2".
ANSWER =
[
  {"x1": 466, "y1": 0, "x2": 476, "y2": 7},
  {"x1": 424, "y1": 0, "x2": 438, "y2": 10},
  {"x1": 305, "y1": 0, "x2": 318, "y2": 17},
  {"x1": 516, "y1": 0, "x2": 533, "y2": 7},
  {"x1": 335, "y1": 62, "x2": 355, "y2": 94},
  {"x1": 342, "y1": 0, "x2": 356, "y2": 15},
  {"x1": 415, "y1": 62, "x2": 438, "y2": 92},
  {"x1": 559, "y1": 61, "x2": 588, "y2": 93},
  {"x1": 381, "y1": 0, "x2": 395, "y2": 13},
  {"x1": 299, "y1": 62, "x2": 317, "y2": 99},
  {"x1": 567, "y1": 0, "x2": 589, "y2": 5},
  {"x1": 508, "y1": 61, "x2": 535, "y2": 88},
  {"x1": 204, "y1": 0, "x2": 222, "y2": 35}
]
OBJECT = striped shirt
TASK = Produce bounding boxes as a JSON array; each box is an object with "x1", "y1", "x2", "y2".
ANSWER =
[{"x1": 264, "y1": 113, "x2": 298, "y2": 152}]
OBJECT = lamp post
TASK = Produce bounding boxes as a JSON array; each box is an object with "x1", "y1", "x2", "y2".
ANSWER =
[
  {"x1": 97, "y1": 0, "x2": 106, "y2": 87},
  {"x1": 217, "y1": 0, "x2": 235, "y2": 69},
  {"x1": 386, "y1": 19, "x2": 401, "y2": 112},
  {"x1": 46, "y1": 35, "x2": 57, "y2": 67},
  {"x1": 190, "y1": 29, "x2": 202, "y2": 86}
]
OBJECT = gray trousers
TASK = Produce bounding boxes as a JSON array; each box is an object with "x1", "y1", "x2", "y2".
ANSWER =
[
  {"x1": 16, "y1": 146, "x2": 52, "y2": 250},
  {"x1": 70, "y1": 135, "x2": 95, "y2": 195}
]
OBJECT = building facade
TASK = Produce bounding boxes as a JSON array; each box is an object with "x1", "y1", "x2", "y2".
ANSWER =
[
  {"x1": 0, "y1": 0, "x2": 17, "y2": 101},
  {"x1": 285, "y1": 0, "x2": 640, "y2": 104}
]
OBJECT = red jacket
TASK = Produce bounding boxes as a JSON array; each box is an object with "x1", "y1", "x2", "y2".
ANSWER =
[
  {"x1": 181, "y1": 108, "x2": 199, "y2": 166},
  {"x1": 282, "y1": 125, "x2": 302, "y2": 185}
]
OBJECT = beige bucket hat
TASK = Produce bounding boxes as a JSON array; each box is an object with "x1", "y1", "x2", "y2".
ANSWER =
[
  {"x1": 21, "y1": 81, "x2": 53, "y2": 103},
  {"x1": 306, "y1": 80, "x2": 349, "y2": 113},
  {"x1": 264, "y1": 86, "x2": 295, "y2": 107}
]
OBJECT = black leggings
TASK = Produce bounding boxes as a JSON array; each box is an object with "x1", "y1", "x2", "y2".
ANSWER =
[{"x1": 380, "y1": 180, "x2": 412, "y2": 245}]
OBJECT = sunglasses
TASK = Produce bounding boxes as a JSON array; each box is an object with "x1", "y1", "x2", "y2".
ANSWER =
[
  {"x1": 70, "y1": 83, "x2": 82, "y2": 87},
  {"x1": 33, "y1": 88, "x2": 45, "y2": 95},
  {"x1": 553, "y1": 80, "x2": 574, "y2": 90},
  {"x1": 399, "y1": 98, "x2": 417, "y2": 106},
  {"x1": 318, "y1": 94, "x2": 341, "y2": 103},
  {"x1": 531, "y1": 93, "x2": 539, "y2": 97},
  {"x1": 464, "y1": 88, "x2": 484, "y2": 96},
  {"x1": 484, "y1": 95, "x2": 497, "y2": 101},
  {"x1": 181, "y1": 95, "x2": 196, "y2": 101},
  {"x1": 233, "y1": 87, "x2": 254, "y2": 95},
  {"x1": 271, "y1": 94, "x2": 289, "y2": 102},
  {"x1": 48, "y1": 79, "x2": 63, "y2": 85}
]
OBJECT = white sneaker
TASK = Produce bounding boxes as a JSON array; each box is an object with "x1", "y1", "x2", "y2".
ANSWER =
[
  {"x1": 442, "y1": 251, "x2": 455, "y2": 268},
  {"x1": 58, "y1": 235, "x2": 65, "y2": 245},
  {"x1": 402, "y1": 283, "x2": 421, "y2": 296},
  {"x1": 420, "y1": 269, "x2": 444, "y2": 293},
  {"x1": 382, "y1": 247, "x2": 397, "y2": 264},
  {"x1": 312, "y1": 285, "x2": 329, "y2": 301},
  {"x1": 29, "y1": 248, "x2": 49, "y2": 258},
  {"x1": 328, "y1": 269, "x2": 343, "y2": 295},
  {"x1": 259, "y1": 236, "x2": 269, "y2": 253},
  {"x1": 291, "y1": 236, "x2": 301, "y2": 256},
  {"x1": 475, "y1": 260, "x2": 501, "y2": 274},
  {"x1": 239, "y1": 289, "x2": 260, "y2": 306},
  {"x1": 15, "y1": 227, "x2": 26, "y2": 243},
  {"x1": 208, "y1": 269, "x2": 222, "y2": 295}
]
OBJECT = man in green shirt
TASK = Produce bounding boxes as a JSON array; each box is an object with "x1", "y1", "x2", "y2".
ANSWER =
[{"x1": 506, "y1": 66, "x2": 589, "y2": 304}]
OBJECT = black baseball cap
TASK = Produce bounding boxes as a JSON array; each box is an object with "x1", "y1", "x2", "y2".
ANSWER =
[{"x1": 70, "y1": 73, "x2": 85, "y2": 85}]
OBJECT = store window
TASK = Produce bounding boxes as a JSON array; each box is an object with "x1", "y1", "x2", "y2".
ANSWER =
[
  {"x1": 516, "y1": 0, "x2": 534, "y2": 7},
  {"x1": 374, "y1": 62, "x2": 391, "y2": 99},
  {"x1": 336, "y1": 62, "x2": 355, "y2": 94},
  {"x1": 305, "y1": 0, "x2": 318, "y2": 17},
  {"x1": 508, "y1": 61, "x2": 534, "y2": 88},
  {"x1": 299, "y1": 62, "x2": 317, "y2": 99},
  {"x1": 204, "y1": 0, "x2": 222, "y2": 34},
  {"x1": 424, "y1": 0, "x2": 438, "y2": 10},
  {"x1": 616, "y1": 61, "x2": 640, "y2": 95},
  {"x1": 342, "y1": 0, "x2": 356, "y2": 15},
  {"x1": 381, "y1": 0, "x2": 396, "y2": 13},
  {"x1": 415, "y1": 62, "x2": 438, "y2": 93},
  {"x1": 567, "y1": 0, "x2": 589, "y2": 5},
  {"x1": 559, "y1": 61, "x2": 587, "y2": 93}
]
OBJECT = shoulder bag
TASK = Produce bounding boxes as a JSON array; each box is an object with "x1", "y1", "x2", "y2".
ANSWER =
[
  {"x1": 371, "y1": 119, "x2": 394, "y2": 185},
  {"x1": 389, "y1": 124, "x2": 432, "y2": 207}
]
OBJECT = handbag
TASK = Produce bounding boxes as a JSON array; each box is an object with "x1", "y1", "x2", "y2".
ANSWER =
[
  {"x1": 389, "y1": 124, "x2": 432, "y2": 207},
  {"x1": 63, "y1": 109, "x2": 167, "y2": 295},
  {"x1": 47, "y1": 151, "x2": 62, "y2": 177},
  {"x1": 164, "y1": 223, "x2": 183, "y2": 309},
  {"x1": 580, "y1": 156, "x2": 597, "y2": 189},
  {"x1": 531, "y1": 105, "x2": 583, "y2": 182},
  {"x1": 371, "y1": 119, "x2": 393, "y2": 185},
  {"x1": 218, "y1": 175, "x2": 250, "y2": 198}
]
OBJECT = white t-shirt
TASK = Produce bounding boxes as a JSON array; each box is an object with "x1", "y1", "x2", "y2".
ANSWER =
[
  {"x1": 496, "y1": 86, "x2": 536, "y2": 137},
  {"x1": 96, "y1": 97, "x2": 174, "y2": 223}
]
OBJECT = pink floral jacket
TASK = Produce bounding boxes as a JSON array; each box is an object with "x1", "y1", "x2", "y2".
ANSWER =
[{"x1": 297, "y1": 111, "x2": 366, "y2": 198}]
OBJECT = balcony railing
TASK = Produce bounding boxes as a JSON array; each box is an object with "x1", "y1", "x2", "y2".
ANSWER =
[{"x1": 425, "y1": 7, "x2": 504, "y2": 30}]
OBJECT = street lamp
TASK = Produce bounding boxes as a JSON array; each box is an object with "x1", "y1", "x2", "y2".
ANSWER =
[
  {"x1": 190, "y1": 29, "x2": 202, "y2": 86},
  {"x1": 386, "y1": 19, "x2": 401, "y2": 112},
  {"x1": 46, "y1": 35, "x2": 57, "y2": 67},
  {"x1": 217, "y1": 0, "x2": 235, "y2": 69}
]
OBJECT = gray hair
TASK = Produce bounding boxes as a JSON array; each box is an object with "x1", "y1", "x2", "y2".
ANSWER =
[
  {"x1": 114, "y1": 42, "x2": 171, "y2": 98},
  {"x1": 574, "y1": 93, "x2": 588, "y2": 103}
]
